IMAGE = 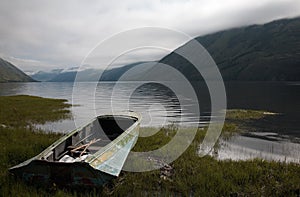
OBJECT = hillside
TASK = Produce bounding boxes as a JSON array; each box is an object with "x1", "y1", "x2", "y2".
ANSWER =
[
  {"x1": 31, "y1": 69, "x2": 63, "y2": 82},
  {"x1": 0, "y1": 58, "x2": 35, "y2": 82},
  {"x1": 30, "y1": 17, "x2": 300, "y2": 82},
  {"x1": 160, "y1": 17, "x2": 300, "y2": 81},
  {"x1": 48, "y1": 71, "x2": 77, "y2": 82},
  {"x1": 100, "y1": 17, "x2": 300, "y2": 81},
  {"x1": 31, "y1": 68, "x2": 101, "y2": 82},
  {"x1": 100, "y1": 62, "x2": 152, "y2": 81},
  {"x1": 32, "y1": 62, "x2": 150, "y2": 82},
  {"x1": 49, "y1": 69, "x2": 103, "y2": 82}
]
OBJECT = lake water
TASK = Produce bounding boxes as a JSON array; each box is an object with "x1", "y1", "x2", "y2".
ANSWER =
[
  {"x1": 0, "y1": 82, "x2": 209, "y2": 130},
  {"x1": 0, "y1": 81, "x2": 299, "y2": 163}
]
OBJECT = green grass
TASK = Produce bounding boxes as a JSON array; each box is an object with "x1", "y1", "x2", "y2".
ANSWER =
[
  {"x1": 104, "y1": 125, "x2": 300, "y2": 196},
  {"x1": 225, "y1": 109, "x2": 276, "y2": 120},
  {"x1": 0, "y1": 95, "x2": 71, "y2": 127},
  {"x1": 0, "y1": 97, "x2": 299, "y2": 196},
  {"x1": 0, "y1": 95, "x2": 69, "y2": 196}
]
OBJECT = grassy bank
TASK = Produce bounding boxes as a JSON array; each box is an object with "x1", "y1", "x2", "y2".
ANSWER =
[
  {"x1": 0, "y1": 95, "x2": 71, "y2": 127},
  {"x1": 105, "y1": 126, "x2": 300, "y2": 196},
  {"x1": 0, "y1": 95, "x2": 70, "y2": 196},
  {"x1": 0, "y1": 96, "x2": 299, "y2": 196}
]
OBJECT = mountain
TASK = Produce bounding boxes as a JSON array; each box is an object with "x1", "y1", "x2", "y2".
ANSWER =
[
  {"x1": 48, "y1": 70, "x2": 77, "y2": 82},
  {"x1": 99, "y1": 17, "x2": 300, "y2": 82},
  {"x1": 0, "y1": 58, "x2": 35, "y2": 82},
  {"x1": 100, "y1": 62, "x2": 153, "y2": 81},
  {"x1": 48, "y1": 68, "x2": 101, "y2": 82},
  {"x1": 31, "y1": 17, "x2": 300, "y2": 82},
  {"x1": 31, "y1": 62, "x2": 152, "y2": 82},
  {"x1": 160, "y1": 17, "x2": 300, "y2": 81},
  {"x1": 30, "y1": 69, "x2": 63, "y2": 82},
  {"x1": 30, "y1": 68, "x2": 101, "y2": 82}
]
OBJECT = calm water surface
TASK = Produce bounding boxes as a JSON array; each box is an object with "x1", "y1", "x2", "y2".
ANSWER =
[
  {"x1": 0, "y1": 82, "x2": 299, "y2": 163},
  {"x1": 0, "y1": 82, "x2": 206, "y2": 130}
]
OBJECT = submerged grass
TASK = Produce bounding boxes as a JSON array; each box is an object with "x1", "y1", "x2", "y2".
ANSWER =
[{"x1": 0, "y1": 96, "x2": 299, "y2": 196}]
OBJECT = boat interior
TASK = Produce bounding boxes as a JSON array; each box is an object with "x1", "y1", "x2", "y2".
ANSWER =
[{"x1": 41, "y1": 116, "x2": 138, "y2": 162}]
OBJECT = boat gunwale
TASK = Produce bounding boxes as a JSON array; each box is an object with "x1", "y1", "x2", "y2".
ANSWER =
[
  {"x1": 85, "y1": 113, "x2": 140, "y2": 164},
  {"x1": 9, "y1": 112, "x2": 141, "y2": 170}
]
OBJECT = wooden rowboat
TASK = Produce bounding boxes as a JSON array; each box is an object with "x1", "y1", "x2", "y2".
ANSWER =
[{"x1": 9, "y1": 112, "x2": 140, "y2": 187}]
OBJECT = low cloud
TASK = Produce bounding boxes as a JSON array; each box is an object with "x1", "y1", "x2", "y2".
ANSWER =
[{"x1": 0, "y1": 0, "x2": 299, "y2": 71}]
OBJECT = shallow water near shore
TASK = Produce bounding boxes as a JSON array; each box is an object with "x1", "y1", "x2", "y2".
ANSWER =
[
  {"x1": 0, "y1": 81, "x2": 299, "y2": 163},
  {"x1": 213, "y1": 132, "x2": 300, "y2": 163}
]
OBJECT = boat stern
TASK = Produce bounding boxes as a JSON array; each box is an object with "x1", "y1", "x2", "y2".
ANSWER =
[{"x1": 9, "y1": 160, "x2": 115, "y2": 188}]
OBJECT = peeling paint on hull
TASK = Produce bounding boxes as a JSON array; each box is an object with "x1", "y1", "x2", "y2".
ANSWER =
[{"x1": 9, "y1": 112, "x2": 140, "y2": 187}]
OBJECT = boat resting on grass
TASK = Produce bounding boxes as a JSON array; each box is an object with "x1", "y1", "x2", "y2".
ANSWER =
[{"x1": 9, "y1": 112, "x2": 140, "y2": 187}]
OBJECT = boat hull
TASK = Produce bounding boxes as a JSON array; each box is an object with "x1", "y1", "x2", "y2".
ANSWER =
[
  {"x1": 10, "y1": 160, "x2": 114, "y2": 187},
  {"x1": 9, "y1": 113, "x2": 140, "y2": 187}
]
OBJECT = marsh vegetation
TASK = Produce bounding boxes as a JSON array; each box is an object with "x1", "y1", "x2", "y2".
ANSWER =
[{"x1": 0, "y1": 95, "x2": 299, "y2": 196}]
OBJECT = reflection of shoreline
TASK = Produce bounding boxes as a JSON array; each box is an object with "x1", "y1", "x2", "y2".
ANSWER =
[
  {"x1": 211, "y1": 109, "x2": 300, "y2": 163},
  {"x1": 213, "y1": 121, "x2": 300, "y2": 163},
  {"x1": 214, "y1": 134, "x2": 300, "y2": 163},
  {"x1": 242, "y1": 132, "x2": 300, "y2": 143}
]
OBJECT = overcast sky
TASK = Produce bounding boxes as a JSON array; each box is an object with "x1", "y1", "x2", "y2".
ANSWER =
[{"x1": 0, "y1": 0, "x2": 300, "y2": 72}]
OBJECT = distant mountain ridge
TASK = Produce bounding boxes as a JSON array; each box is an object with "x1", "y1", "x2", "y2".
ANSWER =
[
  {"x1": 0, "y1": 58, "x2": 35, "y2": 82},
  {"x1": 99, "y1": 62, "x2": 152, "y2": 81},
  {"x1": 160, "y1": 17, "x2": 300, "y2": 81},
  {"x1": 30, "y1": 62, "x2": 150, "y2": 82},
  {"x1": 31, "y1": 69, "x2": 63, "y2": 82},
  {"x1": 100, "y1": 17, "x2": 300, "y2": 81},
  {"x1": 31, "y1": 68, "x2": 102, "y2": 82},
  {"x1": 31, "y1": 17, "x2": 300, "y2": 82}
]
